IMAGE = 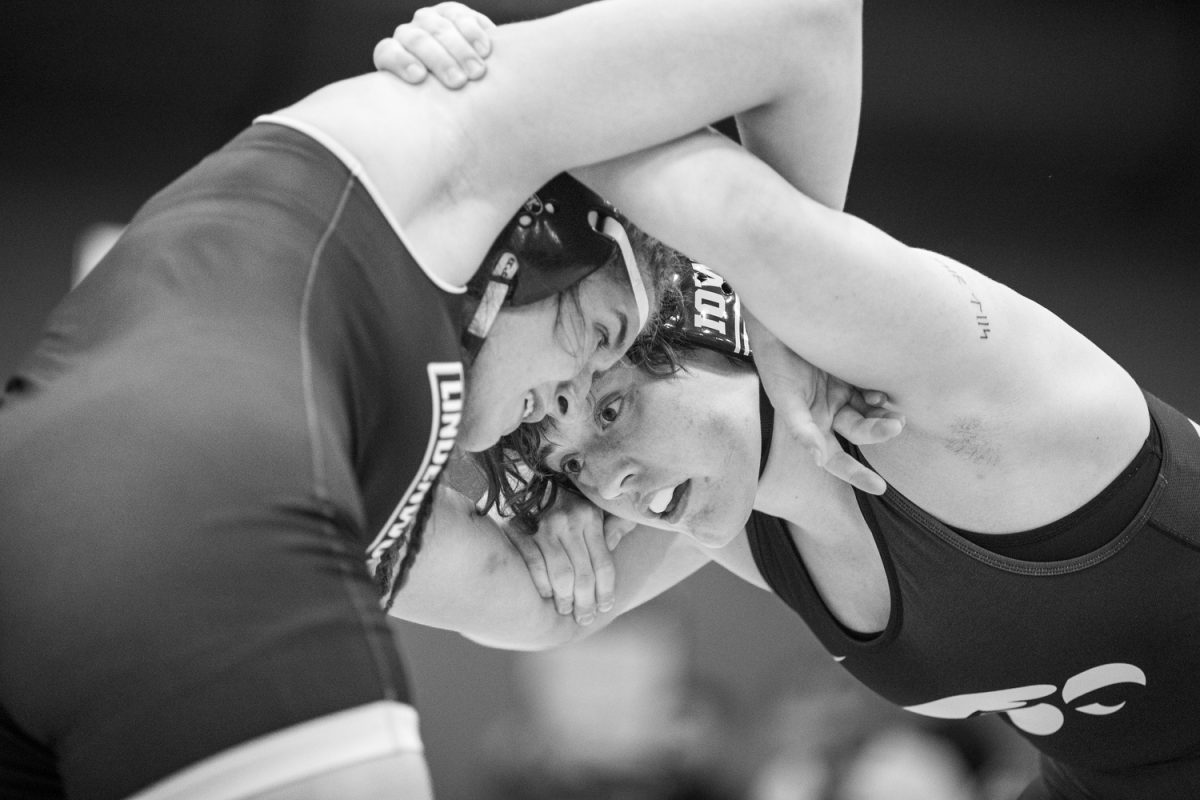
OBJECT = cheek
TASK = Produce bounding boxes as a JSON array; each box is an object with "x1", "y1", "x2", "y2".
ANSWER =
[{"x1": 580, "y1": 484, "x2": 628, "y2": 522}]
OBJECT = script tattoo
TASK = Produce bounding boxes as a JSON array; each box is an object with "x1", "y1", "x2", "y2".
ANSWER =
[{"x1": 939, "y1": 261, "x2": 992, "y2": 340}]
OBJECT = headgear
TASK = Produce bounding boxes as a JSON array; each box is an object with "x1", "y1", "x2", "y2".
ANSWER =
[
  {"x1": 659, "y1": 261, "x2": 752, "y2": 360},
  {"x1": 462, "y1": 173, "x2": 649, "y2": 359}
]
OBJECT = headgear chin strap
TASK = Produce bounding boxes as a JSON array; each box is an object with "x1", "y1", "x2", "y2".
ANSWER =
[
  {"x1": 461, "y1": 173, "x2": 650, "y2": 361},
  {"x1": 591, "y1": 212, "x2": 650, "y2": 331},
  {"x1": 660, "y1": 261, "x2": 753, "y2": 360}
]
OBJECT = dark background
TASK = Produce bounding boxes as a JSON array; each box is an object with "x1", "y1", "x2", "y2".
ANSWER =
[{"x1": 3, "y1": 2, "x2": 1199, "y2": 797}]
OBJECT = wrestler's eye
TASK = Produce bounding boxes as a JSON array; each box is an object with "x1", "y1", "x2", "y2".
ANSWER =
[
  {"x1": 595, "y1": 325, "x2": 611, "y2": 351},
  {"x1": 561, "y1": 455, "x2": 583, "y2": 477},
  {"x1": 597, "y1": 395, "x2": 623, "y2": 427}
]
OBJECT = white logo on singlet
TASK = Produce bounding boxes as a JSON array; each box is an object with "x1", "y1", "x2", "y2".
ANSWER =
[
  {"x1": 903, "y1": 663, "x2": 1147, "y2": 736},
  {"x1": 691, "y1": 263, "x2": 730, "y2": 335},
  {"x1": 366, "y1": 362, "x2": 464, "y2": 561}
]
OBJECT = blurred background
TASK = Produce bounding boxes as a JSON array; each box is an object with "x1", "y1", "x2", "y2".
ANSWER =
[{"x1": 3, "y1": 1, "x2": 1199, "y2": 797}]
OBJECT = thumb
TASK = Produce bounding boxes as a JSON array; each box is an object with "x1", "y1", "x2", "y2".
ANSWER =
[
  {"x1": 604, "y1": 515, "x2": 638, "y2": 550},
  {"x1": 786, "y1": 415, "x2": 830, "y2": 467}
]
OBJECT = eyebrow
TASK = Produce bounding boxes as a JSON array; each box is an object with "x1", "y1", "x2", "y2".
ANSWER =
[{"x1": 615, "y1": 310, "x2": 630, "y2": 351}]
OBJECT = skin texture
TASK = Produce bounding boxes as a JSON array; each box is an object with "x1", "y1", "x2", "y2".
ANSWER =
[
  {"x1": 457, "y1": 261, "x2": 644, "y2": 451},
  {"x1": 543, "y1": 349, "x2": 762, "y2": 547}
]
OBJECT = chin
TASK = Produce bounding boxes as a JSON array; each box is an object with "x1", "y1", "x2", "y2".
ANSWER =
[
  {"x1": 687, "y1": 494, "x2": 755, "y2": 548},
  {"x1": 689, "y1": 526, "x2": 741, "y2": 549}
]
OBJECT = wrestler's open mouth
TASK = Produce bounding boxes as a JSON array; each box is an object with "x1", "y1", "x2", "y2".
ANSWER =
[{"x1": 648, "y1": 480, "x2": 690, "y2": 523}]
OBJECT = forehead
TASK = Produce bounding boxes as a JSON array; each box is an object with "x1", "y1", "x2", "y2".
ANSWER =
[{"x1": 575, "y1": 260, "x2": 657, "y2": 334}]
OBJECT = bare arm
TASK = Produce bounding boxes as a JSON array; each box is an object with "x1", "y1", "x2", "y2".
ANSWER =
[
  {"x1": 394, "y1": 485, "x2": 721, "y2": 650},
  {"x1": 577, "y1": 132, "x2": 1000, "y2": 407},
  {"x1": 276, "y1": 0, "x2": 862, "y2": 286}
]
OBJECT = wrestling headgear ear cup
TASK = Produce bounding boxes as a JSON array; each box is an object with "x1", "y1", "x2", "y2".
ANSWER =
[
  {"x1": 461, "y1": 173, "x2": 650, "y2": 360},
  {"x1": 659, "y1": 262, "x2": 752, "y2": 360}
]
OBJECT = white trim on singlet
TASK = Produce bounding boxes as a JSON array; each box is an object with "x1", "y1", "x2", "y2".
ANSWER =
[
  {"x1": 125, "y1": 701, "x2": 424, "y2": 800},
  {"x1": 254, "y1": 113, "x2": 465, "y2": 296}
]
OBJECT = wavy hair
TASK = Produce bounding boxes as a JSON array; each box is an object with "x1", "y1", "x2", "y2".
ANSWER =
[{"x1": 472, "y1": 247, "x2": 703, "y2": 530}]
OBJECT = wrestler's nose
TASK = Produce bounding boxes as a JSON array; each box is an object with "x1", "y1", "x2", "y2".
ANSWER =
[
  {"x1": 586, "y1": 449, "x2": 635, "y2": 501},
  {"x1": 551, "y1": 372, "x2": 590, "y2": 419}
]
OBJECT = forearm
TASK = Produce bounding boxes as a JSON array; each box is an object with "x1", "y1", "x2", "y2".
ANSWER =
[
  {"x1": 391, "y1": 486, "x2": 579, "y2": 651},
  {"x1": 466, "y1": 526, "x2": 716, "y2": 650},
  {"x1": 479, "y1": 0, "x2": 863, "y2": 183},
  {"x1": 393, "y1": 488, "x2": 713, "y2": 651}
]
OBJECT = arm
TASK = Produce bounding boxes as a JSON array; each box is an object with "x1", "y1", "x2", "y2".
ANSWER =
[
  {"x1": 275, "y1": 0, "x2": 862, "y2": 286},
  {"x1": 577, "y1": 126, "x2": 1149, "y2": 502},
  {"x1": 380, "y1": 3, "x2": 902, "y2": 494},
  {"x1": 394, "y1": 485, "x2": 719, "y2": 650}
]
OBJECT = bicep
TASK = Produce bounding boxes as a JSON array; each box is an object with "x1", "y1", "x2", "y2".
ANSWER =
[{"x1": 577, "y1": 130, "x2": 1044, "y2": 414}]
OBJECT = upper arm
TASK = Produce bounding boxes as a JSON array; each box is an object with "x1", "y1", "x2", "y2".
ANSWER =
[
  {"x1": 576, "y1": 130, "x2": 1078, "y2": 420},
  {"x1": 280, "y1": 0, "x2": 861, "y2": 277}
]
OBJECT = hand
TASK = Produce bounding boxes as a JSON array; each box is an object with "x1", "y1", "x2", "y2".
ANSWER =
[
  {"x1": 747, "y1": 315, "x2": 903, "y2": 495},
  {"x1": 501, "y1": 491, "x2": 637, "y2": 625},
  {"x1": 373, "y1": 2, "x2": 497, "y2": 89}
]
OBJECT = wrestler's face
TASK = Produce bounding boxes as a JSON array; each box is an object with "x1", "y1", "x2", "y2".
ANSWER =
[
  {"x1": 459, "y1": 264, "x2": 648, "y2": 452},
  {"x1": 541, "y1": 349, "x2": 761, "y2": 547}
]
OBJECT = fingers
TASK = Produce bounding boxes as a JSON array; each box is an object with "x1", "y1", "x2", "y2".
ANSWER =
[
  {"x1": 831, "y1": 404, "x2": 904, "y2": 445},
  {"x1": 537, "y1": 535, "x2": 579, "y2": 618},
  {"x1": 823, "y1": 451, "x2": 888, "y2": 496},
  {"x1": 376, "y1": 3, "x2": 495, "y2": 89},
  {"x1": 504, "y1": 525, "x2": 554, "y2": 600},
  {"x1": 430, "y1": 2, "x2": 498, "y2": 55},
  {"x1": 604, "y1": 514, "x2": 637, "y2": 551},
  {"x1": 792, "y1": 417, "x2": 892, "y2": 496},
  {"x1": 374, "y1": 37, "x2": 431, "y2": 84},
  {"x1": 561, "y1": 523, "x2": 608, "y2": 625},
  {"x1": 584, "y1": 520, "x2": 616, "y2": 617}
]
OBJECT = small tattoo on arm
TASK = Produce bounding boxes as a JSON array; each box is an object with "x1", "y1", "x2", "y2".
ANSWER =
[{"x1": 940, "y1": 261, "x2": 992, "y2": 340}]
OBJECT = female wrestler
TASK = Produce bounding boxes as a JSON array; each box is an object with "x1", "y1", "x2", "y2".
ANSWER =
[
  {"x1": 0, "y1": 1, "x2": 868, "y2": 798},
  {"x1": 387, "y1": 7, "x2": 1200, "y2": 799}
]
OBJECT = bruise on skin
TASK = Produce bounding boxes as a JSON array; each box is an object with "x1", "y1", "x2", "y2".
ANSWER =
[{"x1": 945, "y1": 416, "x2": 1000, "y2": 466}]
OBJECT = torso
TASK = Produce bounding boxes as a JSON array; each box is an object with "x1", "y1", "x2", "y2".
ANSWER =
[
  {"x1": 746, "y1": 392, "x2": 1200, "y2": 798},
  {"x1": 0, "y1": 121, "x2": 461, "y2": 794}
]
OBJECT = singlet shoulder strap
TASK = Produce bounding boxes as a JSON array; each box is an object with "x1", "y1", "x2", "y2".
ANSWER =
[{"x1": 1145, "y1": 392, "x2": 1200, "y2": 549}]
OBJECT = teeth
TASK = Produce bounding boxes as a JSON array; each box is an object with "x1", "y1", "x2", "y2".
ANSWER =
[
  {"x1": 648, "y1": 486, "x2": 675, "y2": 514},
  {"x1": 521, "y1": 395, "x2": 534, "y2": 420}
]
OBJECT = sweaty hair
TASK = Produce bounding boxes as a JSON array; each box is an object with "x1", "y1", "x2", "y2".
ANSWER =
[{"x1": 473, "y1": 246, "x2": 703, "y2": 530}]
